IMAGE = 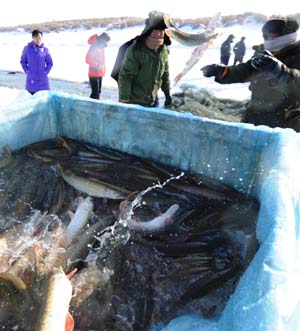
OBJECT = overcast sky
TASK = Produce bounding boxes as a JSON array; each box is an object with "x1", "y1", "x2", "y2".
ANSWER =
[{"x1": 1, "y1": 0, "x2": 299, "y2": 26}]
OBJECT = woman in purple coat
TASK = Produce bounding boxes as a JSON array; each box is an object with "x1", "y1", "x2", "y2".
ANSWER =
[{"x1": 20, "y1": 29, "x2": 53, "y2": 94}]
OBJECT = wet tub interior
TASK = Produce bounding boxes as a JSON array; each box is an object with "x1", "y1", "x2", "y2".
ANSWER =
[{"x1": 0, "y1": 90, "x2": 300, "y2": 331}]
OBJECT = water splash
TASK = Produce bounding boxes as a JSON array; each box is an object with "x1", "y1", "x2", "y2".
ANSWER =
[
  {"x1": 94, "y1": 172, "x2": 184, "y2": 250},
  {"x1": 130, "y1": 171, "x2": 185, "y2": 212}
]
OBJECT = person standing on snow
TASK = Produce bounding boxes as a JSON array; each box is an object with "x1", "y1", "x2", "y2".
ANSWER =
[
  {"x1": 233, "y1": 36, "x2": 246, "y2": 64},
  {"x1": 201, "y1": 17, "x2": 300, "y2": 131},
  {"x1": 20, "y1": 29, "x2": 53, "y2": 95},
  {"x1": 86, "y1": 32, "x2": 110, "y2": 100},
  {"x1": 118, "y1": 11, "x2": 172, "y2": 108},
  {"x1": 220, "y1": 34, "x2": 235, "y2": 65}
]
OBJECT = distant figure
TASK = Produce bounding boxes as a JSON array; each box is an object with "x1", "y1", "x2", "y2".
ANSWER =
[
  {"x1": 85, "y1": 32, "x2": 110, "y2": 100},
  {"x1": 233, "y1": 37, "x2": 246, "y2": 64},
  {"x1": 118, "y1": 11, "x2": 172, "y2": 108},
  {"x1": 20, "y1": 29, "x2": 53, "y2": 95},
  {"x1": 220, "y1": 34, "x2": 235, "y2": 65}
]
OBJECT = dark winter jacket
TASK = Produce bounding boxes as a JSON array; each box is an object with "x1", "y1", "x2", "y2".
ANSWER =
[
  {"x1": 111, "y1": 37, "x2": 137, "y2": 83},
  {"x1": 112, "y1": 34, "x2": 171, "y2": 84},
  {"x1": 221, "y1": 37, "x2": 234, "y2": 57},
  {"x1": 233, "y1": 40, "x2": 246, "y2": 58},
  {"x1": 215, "y1": 41, "x2": 300, "y2": 129},
  {"x1": 20, "y1": 41, "x2": 53, "y2": 93},
  {"x1": 118, "y1": 40, "x2": 170, "y2": 106}
]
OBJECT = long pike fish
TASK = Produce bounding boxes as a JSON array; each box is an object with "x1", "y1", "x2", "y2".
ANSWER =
[
  {"x1": 57, "y1": 164, "x2": 127, "y2": 200},
  {"x1": 173, "y1": 12, "x2": 222, "y2": 85},
  {"x1": 164, "y1": 14, "x2": 219, "y2": 47}
]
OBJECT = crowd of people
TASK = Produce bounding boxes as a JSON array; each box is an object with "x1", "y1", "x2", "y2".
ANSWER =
[{"x1": 19, "y1": 13, "x2": 300, "y2": 131}]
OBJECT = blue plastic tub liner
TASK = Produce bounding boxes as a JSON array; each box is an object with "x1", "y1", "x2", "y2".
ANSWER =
[{"x1": 1, "y1": 90, "x2": 300, "y2": 331}]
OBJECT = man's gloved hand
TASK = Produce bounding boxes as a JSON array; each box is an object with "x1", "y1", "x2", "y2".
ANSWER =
[
  {"x1": 251, "y1": 50, "x2": 284, "y2": 76},
  {"x1": 164, "y1": 90, "x2": 172, "y2": 107},
  {"x1": 201, "y1": 64, "x2": 225, "y2": 77}
]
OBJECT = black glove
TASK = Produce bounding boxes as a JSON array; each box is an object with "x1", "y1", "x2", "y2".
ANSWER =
[
  {"x1": 164, "y1": 91, "x2": 172, "y2": 107},
  {"x1": 201, "y1": 64, "x2": 225, "y2": 77},
  {"x1": 251, "y1": 50, "x2": 284, "y2": 76}
]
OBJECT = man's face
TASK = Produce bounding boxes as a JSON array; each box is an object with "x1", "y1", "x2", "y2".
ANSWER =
[{"x1": 150, "y1": 29, "x2": 165, "y2": 39}]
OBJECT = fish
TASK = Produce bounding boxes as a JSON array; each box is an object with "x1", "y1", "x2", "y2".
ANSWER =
[
  {"x1": 132, "y1": 237, "x2": 221, "y2": 257},
  {"x1": 0, "y1": 137, "x2": 260, "y2": 329},
  {"x1": 64, "y1": 196, "x2": 94, "y2": 247},
  {"x1": 180, "y1": 256, "x2": 241, "y2": 302},
  {"x1": 24, "y1": 136, "x2": 75, "y2": 162},
  {"x1": 168, "y1": 181, "x2": 235, "y2": 202},
  {"x1": 172, "y1": 12, "x2": 222, "y2": 85},
  {"x1": 164, "y1": 14, "x2": 219, "y2": 47},
  {"x1": 43, "y1": 197, "x2": 94, "y2": 271},
  {"x1": 0, "y1": 272, "x2": 28, "y2": 291},
  {"x1": 120, "y1": 202, "x2": 179, "y2": 232},
  {"x1": 35, "y1": 267, "x2": 73, "y2": 331},
  {"x1": 167, "y1": 266, "x2": 211, "y2": 281},
  {"x1": 57, "y1": 164, "x2": 127, "y2": 199},
  {"x1": 26, "y1": 148, "x2": 54, "y2": 163},
  {"x1": 56, "y1": 136, "x2": 76, "y2": 155},
  {"x1": 49, "y1": 177, "x2": 65, "y2": 215}
]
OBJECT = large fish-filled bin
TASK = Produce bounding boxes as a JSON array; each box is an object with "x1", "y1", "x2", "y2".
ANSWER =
[{"x1": 1, "y1": 90, "x2": 300, "y2": 331}]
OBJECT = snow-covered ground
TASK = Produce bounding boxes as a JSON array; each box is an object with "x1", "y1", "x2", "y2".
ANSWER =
[{"x1": 0, "y1": 19, "x2": 264, "y2": 105}]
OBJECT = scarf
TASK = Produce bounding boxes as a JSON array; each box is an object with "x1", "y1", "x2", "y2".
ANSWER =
[{"x1": 264, "y1": 32, "x2": 297, "y2": 52}]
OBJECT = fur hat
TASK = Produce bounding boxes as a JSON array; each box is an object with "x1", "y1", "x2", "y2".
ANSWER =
[
  {"x1": 141, "y1": 11, "x2": 167, "y2": 35},
  {"x1": 262, "y1": 17, "x2": 299, "y2": 36}
]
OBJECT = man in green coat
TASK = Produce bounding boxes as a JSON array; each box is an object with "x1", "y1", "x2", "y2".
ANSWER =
[
  {"x1": 201, "y1": 17, "x2": 300, "y2": 131},
  {"x1": 118, "y1": 11, "x2": 172, "y2": 108}
]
